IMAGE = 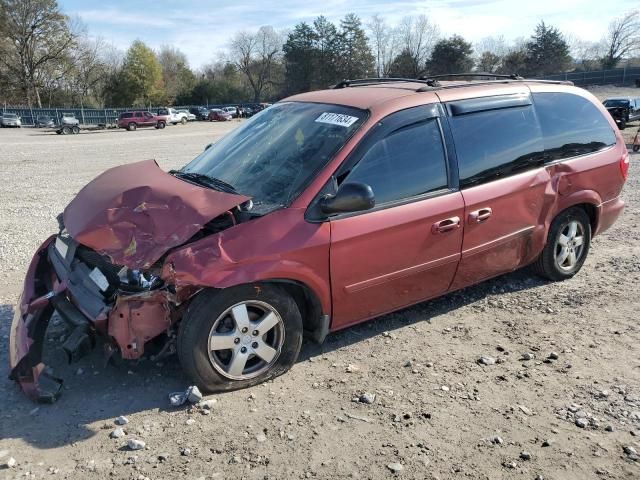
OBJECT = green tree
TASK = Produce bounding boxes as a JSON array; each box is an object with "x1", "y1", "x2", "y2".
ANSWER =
[
  {"x1": 0, "y1": 0, "x2": 75, "y2": 106},
  {"x1": 122, "y1": 40, "x2": 166, "y2": 106},
  {"x1": 312, "y1": 16, "x2": 340, "y2": 88},
  {"x1": 498, "y1": 48, "x2": 529, "y2": 75},
  {"x1": 283, "y1": 22, "x2": 317, "y2": 95},
  {"x1": 425, "y1": 35, "x2": 474, "y2": 75},
  {"x1": 158, "y1": 46, "x2": 196, "y2": 104},
  {"x1": 477, "y1": 51, "x2": 502, "y2": 73},
  {"x1": 388, "y1": 49, "x2": 418, "y2": 77},
  {"x1": 523, "y1": 21, "x2": 571, "y2": 75},
  {"x1": 336, "y1": 13, "x2": 375, "y2": 80}
]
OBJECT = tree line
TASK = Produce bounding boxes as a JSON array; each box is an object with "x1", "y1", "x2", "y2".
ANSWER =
[{"x1": 1, "y1": 0, "x2": 639, "y2": 108}]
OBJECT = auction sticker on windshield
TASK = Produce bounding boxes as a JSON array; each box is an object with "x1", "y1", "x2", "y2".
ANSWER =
[{"x1": 315, "y1": 112, "x2": 359, "y2": 128}]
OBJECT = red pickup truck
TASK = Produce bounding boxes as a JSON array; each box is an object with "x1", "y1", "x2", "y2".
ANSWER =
[{"x1": 118, "y1": 111, "x2": 167, "y2": 131}]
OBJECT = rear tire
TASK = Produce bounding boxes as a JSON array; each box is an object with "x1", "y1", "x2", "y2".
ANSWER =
[
  {"x1": 633, "y1": 144, "x2": 640, "y2": 153},
  {"x1": 619, "y1": 119, "x2": 627, "y2": 130},
  {"x1": 61, "y1": 126, "x2": 71, "y2": 135},
  {"x1": 181, "y1": 117, "x2": 187, "y2": 125},
  {"x1": 128, "y1": 122, "x2": 136, "y2": 131},
  {"x1": 178, "y1": 284, "x2": 303, "y2": 393},
  {"x1": 532, "y1": 207, "x2": 591, "y2": 281}
]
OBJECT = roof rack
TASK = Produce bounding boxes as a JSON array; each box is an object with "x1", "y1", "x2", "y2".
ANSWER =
[
  {"x1": 332, "y1": 74, "x2": 572, "y2": 92},
  {"x1": 332, "y1": 78, "x2": 436, "y2": 89}
]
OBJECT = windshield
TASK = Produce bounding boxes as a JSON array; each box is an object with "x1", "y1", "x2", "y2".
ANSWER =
[
  {"x1": 604, "y1": 99, "x2": 629, "y2": 108},
  {"x1": 181, "y1": 102, "x2": 366, "y2": 212},
  {"x1": 3, "y1": 114, "x2": 17, "y2": 119}
]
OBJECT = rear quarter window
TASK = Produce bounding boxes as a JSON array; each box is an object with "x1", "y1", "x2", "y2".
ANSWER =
[
  {"x1": 533, "y1": 92, "x2": 616, "y2": 161},
  {"x1": 447, "y1": 98, "x2": 544, "y2": 188}
]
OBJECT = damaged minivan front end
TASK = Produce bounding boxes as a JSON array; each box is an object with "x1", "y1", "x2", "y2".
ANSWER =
[{"x1": 9, "y1": 159, "x2": 250, "y2": 402}]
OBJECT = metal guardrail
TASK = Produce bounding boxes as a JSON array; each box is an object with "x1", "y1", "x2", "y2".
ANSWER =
[{"x1": 534, "y1": 66, "x2": 640, "y2": 87}]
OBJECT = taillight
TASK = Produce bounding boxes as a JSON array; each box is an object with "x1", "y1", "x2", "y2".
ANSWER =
[{"x1": 620, "y1": 152, "x2": 630, "y2": 181}]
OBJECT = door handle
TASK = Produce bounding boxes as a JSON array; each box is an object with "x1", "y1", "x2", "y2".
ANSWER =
[
  {"x1": 469, "y1": 207, "x2": 492, "y2": 224},
  {"x1": 432, "y1": 216, "x2": 461, "y2": 234}
]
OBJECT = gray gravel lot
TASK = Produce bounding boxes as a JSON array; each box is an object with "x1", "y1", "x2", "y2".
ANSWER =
[{"x1": 0, "y1": 98, "x2": 639, "y2": 480}]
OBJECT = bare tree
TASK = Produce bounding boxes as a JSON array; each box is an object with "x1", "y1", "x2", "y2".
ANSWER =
[
  {"x1": 0, "y1": 0, "x2": 76, "y2": 106},
  {"x1": 396, "y1": 15, "x2": 439, "y2": 77},
  {"x1": 566, "y1": 35, "x2": 606, "y2": 70},
  {"x1": 367, "y1": 14, "x2": 399, "y2": 77},
  {"x1": 601, "y1": 10, "x2": 640, "y2": 69},
  {"x1": 230, "y1": 26, "x2": 282, "y2": 102}
]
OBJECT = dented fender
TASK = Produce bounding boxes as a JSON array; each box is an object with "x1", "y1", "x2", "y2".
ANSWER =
[{"x1": 161, "y1": 208, "x2": 332, "y2": 315}]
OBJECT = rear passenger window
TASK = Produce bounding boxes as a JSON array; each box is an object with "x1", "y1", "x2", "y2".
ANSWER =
[
  {"x1": 533, "y1": 92, "x2": 616, "y2": 161},
  {"x1": 346, "y1": 119, "x2": 448, "y2": 204},
  {"x1": 447, "y1": 99, "x2": 545, "y2": 188}
]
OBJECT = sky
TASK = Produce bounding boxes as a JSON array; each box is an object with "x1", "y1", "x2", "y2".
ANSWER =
[{"x1": 59, "y1": 0, "x2": 638, "y2": 68}]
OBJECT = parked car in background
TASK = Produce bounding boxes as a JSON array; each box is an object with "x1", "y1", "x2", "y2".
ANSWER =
[
  {"x1": 189, "y1": 107, "x2": 210, "y2": 121},
  {"x1": 177, "y1": 109, "x2": 196, "y2": 121},
  {"x1": 603, "y1": 97, "x2": 640, "y2": 129},
  {"x1": 61, "y1": 113, "x2": 79, "y2": 127},
  {"x1": 0, "y1": 113, "x2": 21, "y2": 128},
  {"x1": 222, "y1": 106, "x2": 238, "y2": 118},
  {"x1": 157, "y1": 107, "x2": 188, "y2": 125},
  {"x1": 9, "y1": 75, "x2": 628, "y2": 402},
  {"x1": 118, "y1": 111, "x2": 167, "y2": 131},
  {"x1": 35, "y1": 115, "x2": 56, "y2": 128},
  {"x1": 208, "y1": 109, "x2": 232, "y2": 122}
]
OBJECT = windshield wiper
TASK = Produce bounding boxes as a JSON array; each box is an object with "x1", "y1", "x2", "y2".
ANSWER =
[{"x1": 169, "y1": 170, "x2": 238, "y2": 194}]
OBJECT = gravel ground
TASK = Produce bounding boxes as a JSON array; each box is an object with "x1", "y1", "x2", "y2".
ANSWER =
[{"x1": 1, "y1": 88, "x2": 639, "y2": 480}]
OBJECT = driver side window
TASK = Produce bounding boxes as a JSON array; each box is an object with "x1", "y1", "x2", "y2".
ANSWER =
[{"x1": 345, "y1": 119, "x2": 448, "y2": 205}]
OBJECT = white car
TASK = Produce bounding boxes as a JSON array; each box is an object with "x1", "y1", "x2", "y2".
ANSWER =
[
  {"x1": 177, "y1": 109, "x2": 196, "y2": 122},
  {"x1": 159, "y1": 108, "x2": 189, "y2": 125},
  {"x1": 222, "y1": 106, "x2": 238, "y2": 118}
]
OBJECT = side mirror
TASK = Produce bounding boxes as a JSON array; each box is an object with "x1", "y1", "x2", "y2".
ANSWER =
[{"x1": 320, "y1": 182, "x2": 375, "y2": 215}]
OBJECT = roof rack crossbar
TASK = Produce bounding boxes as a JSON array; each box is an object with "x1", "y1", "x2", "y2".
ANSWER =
[
  {"x1": 417, "y1": 73, "x2": 523, "y2": 81},
  {"x1": 332, "y1": 77, "x2": 438, "y2": 89}
]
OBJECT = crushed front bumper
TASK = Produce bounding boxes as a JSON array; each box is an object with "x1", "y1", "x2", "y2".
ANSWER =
[{"x1": 9, "y1": 235, "x2": 173, "y2": 402}]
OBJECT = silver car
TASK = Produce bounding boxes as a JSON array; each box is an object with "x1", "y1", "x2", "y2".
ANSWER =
[{"x1": 0, "y1": 113, "x2": 21, "y2": 128}]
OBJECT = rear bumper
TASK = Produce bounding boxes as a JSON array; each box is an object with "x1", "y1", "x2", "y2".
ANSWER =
[{"x1": 595, "y1": 197, "x2": 625, "y2": 236}]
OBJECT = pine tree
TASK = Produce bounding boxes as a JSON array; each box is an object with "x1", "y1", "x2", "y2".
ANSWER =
[
  {"x1": 425, "y1": 35, "x2": 474, "y2": 75},
  {"x1": 313, "y1": 16, "x2": 341, "y2": 88},
  {"x1": 336, "y1": 13, "x2": 375, "y2": 80},
  {"x1": 524, "y1": 21, "x2": 571, "y2": 75},
  {"x1": 283, "y1": 22, "x2": 317, "y2": 95}
]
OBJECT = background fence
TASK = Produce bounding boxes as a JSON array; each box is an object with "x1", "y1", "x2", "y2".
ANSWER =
[
  {"x1": 535, "y1": 66, "x2": 640, "y2": 87},
  {"x1": 0, "y1": 104, "x2": 245, "y2": 127}
]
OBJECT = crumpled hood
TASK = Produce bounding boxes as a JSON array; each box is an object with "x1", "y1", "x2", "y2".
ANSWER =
[{"x1": 63, "y1": 159, "x2": 250, "y2": 269}]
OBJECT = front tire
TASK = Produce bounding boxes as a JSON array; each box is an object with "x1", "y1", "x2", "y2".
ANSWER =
[
  {"x1": 532, "y1": 207, "x2": 591, "y2": 281},
  {"x1": 178, "y1": 284, "x2": 303, "y2": 392},
  {"x1": 181, "y1": 117, "x2": 187, "y2": 125},
  {"x1": 156, "y1": 121, "x2": 165, "y2": 129}
]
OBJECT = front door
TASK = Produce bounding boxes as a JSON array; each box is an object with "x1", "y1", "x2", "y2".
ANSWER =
[{"x1": 328, "y1": 106, "x2": 464, "y2": 329}]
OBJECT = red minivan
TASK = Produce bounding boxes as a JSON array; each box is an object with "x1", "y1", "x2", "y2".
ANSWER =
[{"x1": 10, "y1": 76, "x2": 628, "y2": 401}]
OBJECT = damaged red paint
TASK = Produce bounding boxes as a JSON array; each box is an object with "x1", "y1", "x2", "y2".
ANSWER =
[
  {"x1": 8, "y1": 236, "x2": 62, "y2": 403},
  {"x1": 63, "y1": 159, "x2": 249, "y2": 269}
]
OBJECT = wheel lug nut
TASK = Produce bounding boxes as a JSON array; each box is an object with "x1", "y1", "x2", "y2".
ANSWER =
[
  {"x1": 234, "y1": 338, "x2": 240, "y2": 344},
  {"x1": 252, "y1": 342, "x2": 258, "y2": 348},
  {"x1": 252, "y1": 330, "x2": 259, "y2": 336},
  {"x1": 240, "y1": 346, "x2": 247, "y2": 353},
  {"x1": 241, "y1": 327, "x2": 248, "y2": 333}
]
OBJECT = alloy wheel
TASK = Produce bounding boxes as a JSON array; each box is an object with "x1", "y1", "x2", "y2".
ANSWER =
[{"x1": 207, "y1": 300, "x2": 285, "y2": 380}]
